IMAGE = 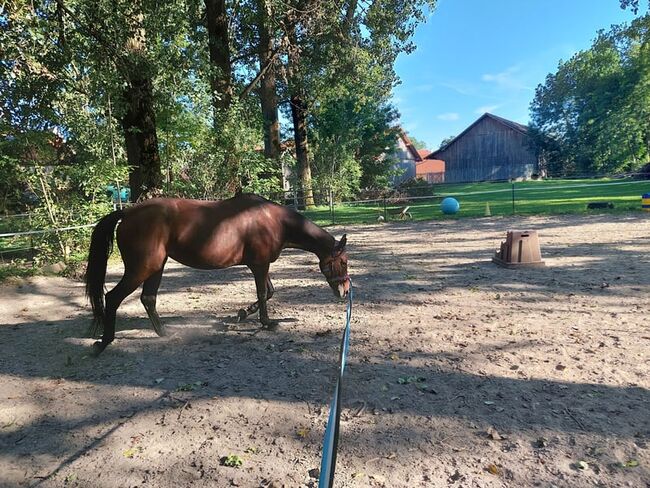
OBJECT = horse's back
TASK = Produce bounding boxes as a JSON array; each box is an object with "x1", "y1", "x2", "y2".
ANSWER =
[{"x1": 117, "y1": 195, "x2": 289, "y2": 269}]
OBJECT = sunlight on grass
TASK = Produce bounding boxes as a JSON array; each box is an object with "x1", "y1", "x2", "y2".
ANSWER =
[{"x1": 304, "y1": 178, "x2": 650, "y2": 225}]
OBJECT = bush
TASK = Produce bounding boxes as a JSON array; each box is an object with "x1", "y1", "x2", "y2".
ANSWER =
[{"x1": 395, "y1": 177, "x2": 435, "y2": 197}]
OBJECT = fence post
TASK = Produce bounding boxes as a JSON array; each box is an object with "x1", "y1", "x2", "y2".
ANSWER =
[
  {"x1": 329, "y1": 188, "x2": 334, "y2": 225},
  {"x1": 511, "y1": 183, "x2": 516, "y2": 215},
  {"x1": 383, "y1": 198, "x2": 387, "y2": 221}
]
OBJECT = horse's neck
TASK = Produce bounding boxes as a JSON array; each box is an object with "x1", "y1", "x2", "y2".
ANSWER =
[{"x1": 287, "y1": 216, "x2": 334, "y2": 259}]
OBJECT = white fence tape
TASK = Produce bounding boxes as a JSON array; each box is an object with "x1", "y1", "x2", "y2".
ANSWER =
[
  {"x1": 0, "y1": 223, "x2": 95, "y2": 239},
  {"x1": 1, "y1": 179, "x2": 648, "y2": 238}
]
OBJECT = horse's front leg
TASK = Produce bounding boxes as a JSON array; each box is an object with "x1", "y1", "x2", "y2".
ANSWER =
[
  {"x1": 249, "y1": 264, "x2": 278, "y2": 328},
  {"x1": 237, "y1": 276, "x2": 274, "y2": 322}
]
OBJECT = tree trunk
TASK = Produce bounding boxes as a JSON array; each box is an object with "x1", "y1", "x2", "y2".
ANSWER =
[
  {"x1": 204, "y1": 0, "x2": 233, "y2": 114},
  {"x1": 122, "y1": 76, "x2": 162, "y2": 202},
  {"x1": 257, "y1": 0, "x2": 280, "y2": 161},
  {"x1": 290, "y1": 93, "x2": 314, "y2": 209},
  {"x1": 121, "y1": 7, "x2": 162, "y2": 202}
]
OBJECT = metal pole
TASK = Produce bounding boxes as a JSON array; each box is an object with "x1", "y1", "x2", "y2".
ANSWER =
[
  {"x1": 511, "y1": 183, "x2": 515, "y2": 215},
  {"x1": 383, "y1": 197, "x2": 387, "y2": 221}
]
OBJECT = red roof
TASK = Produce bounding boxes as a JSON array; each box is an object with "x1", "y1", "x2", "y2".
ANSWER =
[{"x1": 416, "y1": 159, "x2": 445, "y2": 175}]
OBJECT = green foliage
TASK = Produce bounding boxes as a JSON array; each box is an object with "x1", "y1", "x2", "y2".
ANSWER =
[
  {"x1": 620, "y1": 0, "x2": 647, "y2": 14},
  {"x1": 439, "y1": 135, "x2": 456, "y2": 149},
  {"x1": 530, "y1": 15, "x2": 650, "y2": 176},
  {"x1": 1, "y1": 0, "x2": 437, "y2": 272},
  {"x1": 408, "y1": 136, "x2": 430, "y2": 151}
]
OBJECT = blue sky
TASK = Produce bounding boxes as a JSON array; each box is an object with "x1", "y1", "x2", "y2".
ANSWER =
[{"x1": 394, "y1": 0, "x2": 643, "y2": 150}]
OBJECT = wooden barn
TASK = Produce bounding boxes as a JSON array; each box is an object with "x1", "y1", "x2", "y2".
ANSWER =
[
  {"x1": 428, "y1": 113, "x2": 540, "y2": 183},
  {"x1": 389, "y1": 129, "x2": 439, "y2": 186}
]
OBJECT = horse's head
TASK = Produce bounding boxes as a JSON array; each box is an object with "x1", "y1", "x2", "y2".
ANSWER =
[{"x1": 319, "y1": 234, "x2": 350, "y2": 299}]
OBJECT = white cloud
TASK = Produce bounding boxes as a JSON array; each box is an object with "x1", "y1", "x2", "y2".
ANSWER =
[
  {"x1": 475, "y1": 104, "x2": 500, "y2": 114},
  {"x1": 413, "y1": 83, "x2": 434, "y2": 93},
  {"x1": 481, "y1": 65, "x2": 533, "y2": 91},
  {"x1": 437, "y1": 112, "x2": 460, "y2": 121},
  {"x1": 438, "y1": 81, "x2": 479, "y2": 97}
]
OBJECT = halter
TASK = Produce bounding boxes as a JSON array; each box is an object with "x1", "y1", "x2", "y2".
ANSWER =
[
  {"x1": 320, "y1": 256, "x2": 350, "y2": 285},
  {"x1": 326, "y1": 273, "x2": 350, "y2": 285}
]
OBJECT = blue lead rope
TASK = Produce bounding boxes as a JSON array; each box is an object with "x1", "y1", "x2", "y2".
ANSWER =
[{"x1": 319, "y1": 281, "x2": 353, "y2": 488}]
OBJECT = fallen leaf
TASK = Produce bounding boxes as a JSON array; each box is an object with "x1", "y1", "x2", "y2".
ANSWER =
[
  {"x1": 123, "y1": 447, "x2": 141, "y2": 458},
  {"x1": 64, "y1": 473, "x2": 77, "y2": 484},
  {"x1": 221, "y1": 454, "x2": 243, "y2": 468},
  {"x1": 622, "y1": 459, "x2": 639, "y2": 468},
  {"x1": 487, "y1": 464, "x2": 501, "y2": 475},
  {"x1": 296, "y1": 427, "x2": 310, "y2": 438},
  {"x1": 575, "y1": 460, "x2": 589, "y2": 470}
]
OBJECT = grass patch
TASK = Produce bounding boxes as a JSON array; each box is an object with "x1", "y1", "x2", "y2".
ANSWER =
[{"x1": 304, "y1": 178, "x2": 650, "y2": 226}]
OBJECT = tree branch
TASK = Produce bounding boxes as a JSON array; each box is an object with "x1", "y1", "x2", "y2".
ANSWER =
[{"x1": 239, "y1": 44, "x2": 283, "y2": 100}]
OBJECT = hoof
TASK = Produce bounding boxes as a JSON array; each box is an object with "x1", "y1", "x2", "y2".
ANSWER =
[
  {"x1": 91, "y1": 341, "x2": 107, "y2": 357},
  {"x1": 152, "y1": 323, "x2": 167, "y2": 337},
  {"x1": 261, "y1": 319, "x2": 279, "y2": 330},
  {"x1": 236, "y1": 309, "x2": 248, "y2": 323}
]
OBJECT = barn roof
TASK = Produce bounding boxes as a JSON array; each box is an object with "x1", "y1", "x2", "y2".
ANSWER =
[
  {"x1": 427, "y1": 113, "x2": 529, "y2": 159},
  {"x1": 398, "y1": 128, "x2": 424, "y2": 162}
]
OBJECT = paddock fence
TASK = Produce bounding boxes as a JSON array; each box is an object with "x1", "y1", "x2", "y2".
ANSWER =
[
  {"x1": 1, "y1": 176, "x2": 649, "y2": 264},
  {"x1": 276, "y1": 177, "x2": 650, "y2": 227}
]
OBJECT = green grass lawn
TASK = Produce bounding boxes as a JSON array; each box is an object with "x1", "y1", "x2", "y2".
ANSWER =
[{"x1": 304, "y1": 178, "x2": 650, "y2": 226}]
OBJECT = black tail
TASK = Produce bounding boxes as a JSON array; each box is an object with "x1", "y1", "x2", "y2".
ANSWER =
[{"x1": 85, "y1": 210, "x2": 123, "y2": 334}]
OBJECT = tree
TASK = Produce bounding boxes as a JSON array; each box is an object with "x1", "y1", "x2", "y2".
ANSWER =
[
  {"x1": 620, "y1": 0, "x2": 648, "y2": 13},
  {"x1": 530, "y1": 15, "x2": 650, "y2": 175},
  {"x1": 277, "y1": 0, "x2": 437, "y2": 206},
  {"x1": 408, "y1": 136, "x2": 430, "y2": 151},
  {"x1": 439, "y1": 135, "x2": 456, "y2": 148}
]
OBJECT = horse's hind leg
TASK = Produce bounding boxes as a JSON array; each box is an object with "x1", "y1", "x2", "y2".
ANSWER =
[
  {"x1": 250, "y1": 264, "x2": 278, "y2": 328},
  {"x1": 140, "y1": 259, "x2": 167, "y2": 337},
  {"x1": 237, "y1": 276, "x2": 274, "y2": 322},
  {"x1": 93, "y1": 272, "x2": 145, "y2": 355}
]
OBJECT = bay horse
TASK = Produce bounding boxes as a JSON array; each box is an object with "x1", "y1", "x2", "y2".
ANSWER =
[{"x1": 85, "y1": 193, "x2": 350, "y2": 355}]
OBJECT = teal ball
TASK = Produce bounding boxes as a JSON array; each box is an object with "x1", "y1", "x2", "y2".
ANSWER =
[{"x1": 441, "y1": 197, "x2": 460, "y2": 215}]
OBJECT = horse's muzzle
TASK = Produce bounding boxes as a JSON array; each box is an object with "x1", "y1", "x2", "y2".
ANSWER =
[{"x1": 330, "y1": 277, "x2": 350, "y2": 299}]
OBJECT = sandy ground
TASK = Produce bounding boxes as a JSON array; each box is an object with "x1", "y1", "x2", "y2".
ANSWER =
[{"x1": 0, "y1": 213, "x2": 649, "y2": 488}]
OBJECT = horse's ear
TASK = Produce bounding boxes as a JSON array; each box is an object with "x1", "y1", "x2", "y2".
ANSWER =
[{"x1": 333, "y1": 234, "x2": 347, "y2": 255}]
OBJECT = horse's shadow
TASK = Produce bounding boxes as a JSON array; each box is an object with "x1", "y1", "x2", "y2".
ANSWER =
[{"x1": 120, "y1": 313, "x2": 300, "y2": 335}]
